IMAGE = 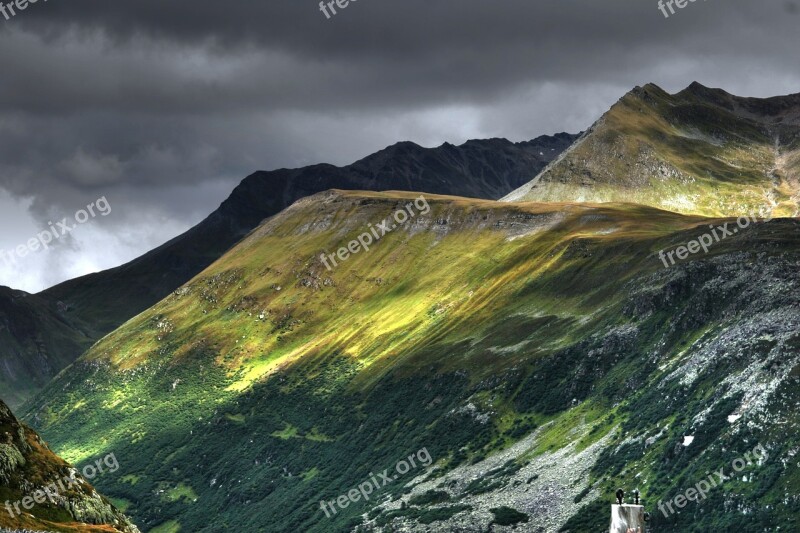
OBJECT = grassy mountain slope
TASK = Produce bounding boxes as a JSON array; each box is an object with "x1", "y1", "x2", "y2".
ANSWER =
[
  {"x1": 0, "y1": 400, "x2": 138, "y2": 533},
  {"x1": 0, "y1": 135, "x2": 576, "y2": 408},
  {"x1": 0, "y1": 133, "x2": 577, "y2": 407},
  {"x1": 503, "y1": 83, "x2": 800, "y2": 218},
  {"x1": 0, "y1": 287, "x2": 95, "y2": 409},
  {"x1": 42, "y1": 134, "x2": 578, "y2": 336},
  {"x1": 23, "y1": 190, "x2": 800, "y2": 532}
]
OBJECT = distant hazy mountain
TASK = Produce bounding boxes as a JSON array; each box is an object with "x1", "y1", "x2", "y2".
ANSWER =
[
  {"x1": 0, "y1": 399, "x2": 138, "y2": 532},
  {"x1": 0, "y1": 134, "x2": 576, "y2": 408},
  {"x1": 26, "y1": 189, "x2": 799, "y2": 532},
  {"x1": 504, "y1": 82, "x2": 800, "y2": 217}
]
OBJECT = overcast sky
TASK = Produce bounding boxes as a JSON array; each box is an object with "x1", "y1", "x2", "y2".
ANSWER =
[{"x1": 0, "y1": 0, "x2": 798, "y2": 292}]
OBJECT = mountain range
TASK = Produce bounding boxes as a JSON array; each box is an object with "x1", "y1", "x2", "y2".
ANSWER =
[
  {"x1": 2, "y1": 83, "x2": 799, "y2": 532},
  {"x1": 1, "y1": 133, "x2": 578, "y2": 409}
]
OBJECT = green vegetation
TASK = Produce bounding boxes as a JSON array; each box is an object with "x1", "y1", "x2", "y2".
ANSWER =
[
  {"x1": 163, "y1": 483, "x2": 198, "y2": 503},
  {"x1": 489, "y1": 506, "x2": 529, "y2": 526},
  {"x1": 408, "y1": 490, "x2": 451, "y2": 506},
  {"x1": 149, "y1": 519, "x2": 181, "y2": 533},
  {"x1": 20, "y1": 191, "x2": 800, "y2": 532}
]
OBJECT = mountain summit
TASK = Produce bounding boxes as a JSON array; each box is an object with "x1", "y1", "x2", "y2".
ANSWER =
[{"x1": 503, "y1": 83, "x2": 800, "y2": 217}]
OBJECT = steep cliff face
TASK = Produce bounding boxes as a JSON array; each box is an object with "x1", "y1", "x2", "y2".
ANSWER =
[{"x1": 0, "y1": 400, "x2": 138, "y2": 533}]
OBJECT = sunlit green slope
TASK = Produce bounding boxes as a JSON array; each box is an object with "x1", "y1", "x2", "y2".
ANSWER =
[
  {"x1": 4, "y1": 133, "x2": 575, "y2": 408},
  {"x1": 23, "y1": 191, "x2": 800, "y2": 532}
]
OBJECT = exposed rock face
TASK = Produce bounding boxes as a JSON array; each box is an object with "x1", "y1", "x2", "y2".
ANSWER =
[
  {"x1": 0, "y1": 399, "x2": 139, "y2": 533},
  {"x1": 360, "y1": 422, "x2": 615, "y2": 532}
]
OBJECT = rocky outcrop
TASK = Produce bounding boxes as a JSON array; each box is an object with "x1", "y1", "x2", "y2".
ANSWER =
[{"x1": 0, "y1": 399, "x2": 139, "y2": 533}]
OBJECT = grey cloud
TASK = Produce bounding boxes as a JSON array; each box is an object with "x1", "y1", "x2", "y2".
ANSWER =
[
  {"x1": 2, "y1": 1, "x2": 799, "y2": 115},
  {"x1": 0, "y1": 0, "x2": 798, "y2": 291}
]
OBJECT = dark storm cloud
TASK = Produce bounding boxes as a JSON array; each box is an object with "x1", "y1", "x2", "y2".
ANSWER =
[
  {"x1": 0, "y1": 0, "x2": 798, "y2": 291},
  {"x1": 4, "y1": 0, "x2": 799, "y2": 115}
]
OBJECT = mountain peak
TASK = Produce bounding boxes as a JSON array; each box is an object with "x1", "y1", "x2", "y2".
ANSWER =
[
  {"x1": 676, "y1": 82, "x2": 800, "y2": 121},
  {"x1": 626, "y1": 82, "x2": 738, "y2": 104},
  {"x1": 683, "y1": 80, "x2": 723, "y2": 93},
  {"x1": 623, "y1": 83, "x2": 668, "y2": 101},
  {"x1": 642, "y1": 82, "x2": 668, "y2": 93},
  {"x1": 503, "y1": 82, "x2": 800, "y2": 216},
  {"x1": 676, "y1": 81, "x2": 734, "y2": 105}
]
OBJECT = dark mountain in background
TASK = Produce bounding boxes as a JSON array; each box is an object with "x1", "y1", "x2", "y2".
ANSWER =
[
  {"x1": 0, "y1": 287, "x2": 94, "y2": 408},
  {"x1": 44, "y1": 133, "x2": 578, "y2": 334},
  {"x1": 0, "y1": 133, "x2": 577, "y2": 408}
]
